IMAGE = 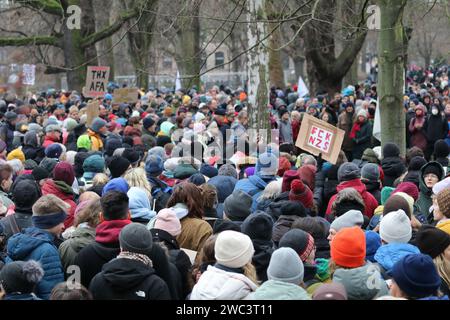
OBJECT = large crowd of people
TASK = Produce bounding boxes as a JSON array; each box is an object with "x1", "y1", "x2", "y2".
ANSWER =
[{"x1": 0, "y1": 64, "x2": 449, "y2": 300}]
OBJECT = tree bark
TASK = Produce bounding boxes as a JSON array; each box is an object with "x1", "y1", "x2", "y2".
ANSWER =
[
  {"x1": 268, "y1": 28, "x2": 285, "y2": 88},
  {"x1": 377, "y1": 0, "x2": 408, "y2": 156}
]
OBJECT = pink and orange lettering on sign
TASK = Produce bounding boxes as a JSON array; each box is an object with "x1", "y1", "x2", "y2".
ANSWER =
[{"x1": 307, "y1": 126, "x2": 333, "y2": 153}]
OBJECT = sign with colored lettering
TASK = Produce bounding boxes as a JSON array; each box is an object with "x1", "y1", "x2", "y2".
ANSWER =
[
  {"x1": 85, "y1": 66, "x2": 110, "y2": 98},
  {"x1": 296, "y1": 114, "x2": 345, "y2": 164},
  {"x1": 113, "y1": 88, "x2": 139, "y2": 104}
]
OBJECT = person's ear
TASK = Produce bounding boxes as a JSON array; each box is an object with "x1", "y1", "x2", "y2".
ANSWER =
[
  {"x1": 99, "y1": 212, "x2": 105, "y2": 223},
  {"x1": 127, "y1": 210, "x2": 131, "y2": 221}
]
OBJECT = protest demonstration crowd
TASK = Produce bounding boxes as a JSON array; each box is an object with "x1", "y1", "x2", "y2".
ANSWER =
[{"x1": 0, "y1": 65, "x2": 450, "y2": 301}]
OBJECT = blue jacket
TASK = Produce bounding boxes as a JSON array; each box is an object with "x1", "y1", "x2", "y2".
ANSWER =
[
  {"x1": 6, "y1": 227, "x2": 64, "y2": 300},
  {"x1": 374, "y1": 243, "x2": 420, "y2": 278},
  {"x1": 234, "y1": 175, "x2": 277, "y2": 212}
]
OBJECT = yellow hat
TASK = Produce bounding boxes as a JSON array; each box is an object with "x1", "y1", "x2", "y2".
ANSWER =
[
  {"x1": 7, "y1": 148, "x2": 25, "y2": 162},
  {"x1": 182, "y1": 95, "x2": 191, "y2": 105}
]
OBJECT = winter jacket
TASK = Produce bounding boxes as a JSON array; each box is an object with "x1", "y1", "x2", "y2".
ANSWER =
[
  {"x1": 0, "y1": 122, "x2": 15, "y2": 152},
  {"x1": 381, "y1": 157, "x2": 406, "y2": 187},
  {"x1": 89, "y1": 257, "x2": 171, "y2": 300},
  {"x1": 315, "y1": 238, "x2": 330, "y2": 259},
  {"x1": 417, "y1": 162, "x2": 444, "y2": 222},
  {"x1": 207, "y1": 175, "x2": 237, "y2": 203},
  {"x1": 58, "y1": 226, "x2": 95, "y2": 273},
  {"x1": 352, "y1": 121, "x2": 373, "y2": 160},
  {"x1": 234, "y1": 174, "x2": 278, "y2": 212},
  {"x1": 374, "y1": 243, "x2": 420, "y2": 279},
  {"x1": 190, "y1": 265, "x2": 258, "y2": 300},
  {"x1": 425, "y1": 114, "x2": 447, "y2": 145},
  {"x1": 0, "y1": 210, "x2": 33, "y2": 241},
  {"x1": 278, "y1": 119, "x2": 293, "y2": 144},
  {"x1": 326, "y1": 179, "x2": 379, "y2": 218},
  {"x1": 272, "y1": 215, "x2": 300, "y2": 245},
  {"x1": 251, "y1": 239, "x2": 274, "y2": 283},
  {"x1": 338, "y1": 112, "x2": 354, "y2": 152},
  {"x1": 41, "y1": 179, "x2": 76, "y2": 228},
  {"x1": 6, "y1": 227, "x2": 64, "y2": 300},
  {"x1": 249, "y1": 280, "x2": 311, "y2": 300},
  {"x1": 177, "y1": 216, "x2": 213, "y2": 252},
  {"x1": 363, "y1": 180, "x2": 381, "y2": 205},
  {"x1": 2, "y1": 293, "x2": 41, "y2": 300},
  {"x1": 42, "y1": 135, "x2": 60, "y2": 148},
  {"x1": 437, "y1": 219, "x2": 450, "y2": 234},
  {"x1": 409, "y1": 116, "x2": 428, "y2": 151},
  {"x1": 173, "y1": 164, "x2": 198, "y2": 180},
  {"x1": 332, "y1": 263, "x2": 389, "y2": 300}
]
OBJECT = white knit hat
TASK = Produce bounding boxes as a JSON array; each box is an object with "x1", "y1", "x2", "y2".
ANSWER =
[
  {"x1": 330, "y1": 210, "x2": 364, "y2": 232},
  {"x1": 380, "y1": 209, "x2": 412, "y2": 244},
  {"x1": 214, "y1": 231, "x2": 255, "y2": 268}
]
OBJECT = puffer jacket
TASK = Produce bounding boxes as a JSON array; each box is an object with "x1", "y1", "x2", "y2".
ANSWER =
[
  {"x1": 249, "y1": 280, "x2": 311, "y2": 300},
  {"x1": 416, "y1": 162, "x2": 444, "y2": 222},
  {"x1": 374, "y1": 243, "x2": 420, "y2": 279},
  {"x1": 58, "y1": 226, "x2": 95, "y2": 273},
  {"x1": 190, "y1": 265, "x2": 258, "y2": 300},
  {"x1": 381, "y1": 157, "x2": 406, "y2": 187},
  {"x1": 332, "y1": 263, "x2": 389, "y2": 300},
  {"x1": 6, "y1": 227, "x2": 64, "y2": 300},
  {"x1": 234, "y1": 174, "x2": 278, "y2": 212}
]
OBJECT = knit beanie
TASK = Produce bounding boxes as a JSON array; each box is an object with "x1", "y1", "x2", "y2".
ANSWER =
[
  {"x1": 32, "y1": 166, "x2": 49, "y2": 181},
  {"x1": 256, "y1": 150, "x2": 279, "y2": 177},
  {"x1": 241, "y1": 212, "x2": 273, "y2": 242},
  {"x1": 218, "y1": 163, "x2": 238, "y2": 179},
  {"x1": 380, "y1": 209, "x2": 412, "y2": 244},
  {"x1": 7, "y1": 148, "x2": 25, "y2": 162},
  {"x1": 53, "y1": 161, "x2": 75, "y2": 186},
  {"x1": 436, "y1": 188, "x2": 450, "y2": 218},
  {"x1": 391, "y1": 254, "x2": 441, "y2": 299},
  {"x1": 361, "y1": 148, "x2": 379, "y2": 164},
  {"x1": 383, "y1": 143, "x2": 400, "y2": 158},
  {"x1": 331, "y1": 226, "x2": 366, "y2": 268},
  {"x1": 432, "y1": 177, "x2": 450, "y2": 196},
  {"x1": 267, "y1": 247, "x2": 304, "y2": 285},
  {"x1": 313, "y1": 283, "x2": 348, "y2": 300},
  {"x1": 39, "y1": 157, "x2": 58, "y2": 175},
  {"x1": 278, "y1": 157, "x2": 292, "y2": 177},
  {"x1": 415, "y1": 225, "x2": 450, "y2": 259},
  {"x1": 365, "y1": 231, "x2": 382, "y2": 263},
  {"x1": 65, "y1": 118, "x2": 78, "y2": 132},
  {"x1": 188, "y1": 173, "x2": 206, "y2": 186},
  {"x1": 214, "y1": 230, "x2": 255, "y2": 268},
  {"x1": 280, "y1": 201, "x2": 307, "y2": 217},
  {"x1": 122, "y1": 148, "x2": 141, "y2": 167},
  {"x1": 393, "y1": 182, "x2": 419, "y2": 202},
  {"x1": 119, "y1": 223, "x2": 153, "y2": 255},
  {"x1": 381, "y1": 187, "x2": 395, "y2": 205},
  {"x1": 105, "y1": 139, "x2": 123, "y2": 157},
  {"x1": 77, "y1": 135, "x2": 92, "y2": 151},
  {"x1": 337, "y1": 162, "x2": 361, "y2": 182},
  {"x1": 145, "y1": 155, "x2": 164, "y2": 177},
  {"x1": 408, "y1": 156, "x2": 427, "y2": 171},
  {"x1": 143, "y1": 117, "x2": 155, "y2": 130},
  {"x1": 83, "y1": 155, "x2": 105, "y2": 174},
  {"x1": 154, "y1": 208, "x2": 181, "y2": 237},
  {"x1": 102, "y1": 178, "x2": 129, "y2": 196},
  {"x1": 330, "y1": 210, "x2": 364, "y2": 232},
  {"x1": 24, "y1": 159, "x2": 38, "y2": 170},
  {"x1": 90, "y1": 117, "x2": 107, "y2": 134},
  {"x1": 200, "y1": 163, "x2": 218, "y2": 179},
  {"x1": 107, "y1": 156, "x2": 131, "y2": 178},
  {"x1": 282, "y1": 170, "x2": 301, "y2": 193},
  {"x1": 361, "y1": 163, "x2": 380, "y2": 182},
  {"x1": 434, "y1": 139, "x2": 449, "y2": 159},
  {"x1": 0, "y1": 260, "x2": 44, "y2": 294},
  {"x1": 11, "y1": 179, "x2": 41, "y2": 209},
  {"x1": 288, "y1": 179, "x2": 314, "y2": 209},
  {"x1": 223, "y1": 189, "x2": 252, "y2": 221},
  {"x1": 279, "y1": 229, "x2": 315, "y2": 262},
  {"x1": 422, "y1": 162, "x2": 444, "y2": 180}
]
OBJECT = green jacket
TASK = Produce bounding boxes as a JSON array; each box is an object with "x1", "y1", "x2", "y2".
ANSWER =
[
  {"x1": 58, "y1": 226, "x2": 95, "y2": 273},
  {"x1": 249, "y1": 280, "x2": 311, "y2": 300}
]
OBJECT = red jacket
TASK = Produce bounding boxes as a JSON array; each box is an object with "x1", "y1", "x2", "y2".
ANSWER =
[
  {"x1": 41, "y1": 179, "x2": 76, "y2": 228},
  {"x1": 326, "y1": 179, "x2": 378, "y2": 218},
  {"x1": 42, "y1": 135, "x2": 60, "y2": 148}
]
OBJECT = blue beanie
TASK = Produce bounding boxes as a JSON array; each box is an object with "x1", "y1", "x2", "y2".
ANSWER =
[
  {"x1": 365, "y1": 231, "x2": 381, "y2": 263},
  {"x1": 188, "y1": 173, "x2": 206, "y2": 186},
  {"x1": 90, "y1": 117, "x2": 107, "y2": 133},
  {"x1": 145, "y1": 155, "x2": 164, "y2": 177},
  {"x1": 102, "y1": 178, "x2": 129, "y2": 196},
  {"x1": 391, "y1": 254, "x2": 441, "y2": 299},
  {"x1": 200, "y1": 163, "x2": 218, "y2": 178},
  {"x1": 45, "y1": 143, "x2": 63, "y2": 159}
]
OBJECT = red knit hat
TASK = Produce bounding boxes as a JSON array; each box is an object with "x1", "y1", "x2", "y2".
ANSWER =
[
  {"x1": 53, "y1": 161, "x2": 75, "y2": 186},
  {"x1": 393, "y1": 182, "x2": 419, "y2": 202},
  {"x1": 298, "y1": 164, "x2": 316, "y2": 190},
  {"x1": 289, "y1": 179, "x2": 314, "y2": 209},
  {"x1": 331, "y1": 226, "x2": 366, "y2": 268},
  {"x1": 278, "y1": 157, "x2": 292, "y2": 178},
  {"x1": 282, "y1": 170, "x2": 301, "y2": 193}
]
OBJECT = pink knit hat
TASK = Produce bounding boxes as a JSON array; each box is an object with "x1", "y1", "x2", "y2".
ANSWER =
[{"x1": 155, "y1": 209, "x2": 182, "y2": 237}]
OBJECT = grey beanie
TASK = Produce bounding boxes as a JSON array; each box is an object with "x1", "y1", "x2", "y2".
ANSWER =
[
  {"x1": 90, "y1": 117, "x2": 107, "y2": 134},
  {"x1": 267, "y1": 247, "x2": 304, "y2": 285},
  {"x1": 338, "y1": 162, "x2": 361, "y2": 182},
  {"x1": 361, "y1": 163, "x2": 380, "y2": 182},
  {"x1": 330, "y1": 210, "x2": 364, "y2": 232},
  {"x1": 218, "y1": 164, "x2": 238, "y2": 179},
  {"x1": 119, "y1": 223, "x2": 153, "y2": 255},
  {"x1": 223, "y1": 189, "x2": 252, "y2": 221}
]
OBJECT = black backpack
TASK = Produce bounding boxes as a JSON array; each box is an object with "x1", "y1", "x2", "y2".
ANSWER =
[{"x1": 151, "y1": 181, "x2": 173, "y2": 212}]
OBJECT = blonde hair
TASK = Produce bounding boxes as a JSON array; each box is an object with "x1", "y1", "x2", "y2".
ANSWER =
[
  {"x1": 291, "y1": 110, "x2": 301, "y2": 121},
  {"x1": 124, "y1": 167, "x2": 152, "y2": 198},
  {"x1": 258, "y1": 180, "x2": 282, "y2": 201},
  {"x1": 79, "y1": 191, "x2": 100, "y2": 203},
  {"x1": 243, "y1": 262, "x2": 259, "y2": 286},
  {"x1": 434, "y1": 255, "x2": 450, "y2": 290},
  {"x1": 92, "y1": 173, "x2": 109, "y2": 186},
  {"x1": 74, "y1": 199, "x2": 102, "y2": 228}
]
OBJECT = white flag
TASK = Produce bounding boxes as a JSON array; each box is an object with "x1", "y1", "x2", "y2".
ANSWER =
[
  {"x1": 175, "y1": 70, "x2": 182, "y2": 92},
  {"x1": 22, "y1": 64, "x2": 36, "y2": 86},
  {"x1": 297, "y1": 76, "x2": 309, "y2": 98},
  {"x1": 373, "y1": 98, "x2": 381, "y2": 142}
]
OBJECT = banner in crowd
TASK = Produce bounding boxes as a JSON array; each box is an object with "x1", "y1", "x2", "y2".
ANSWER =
[
  {"x1": 22, "y1": 64, "x2": 36, "y2": 86},
  {"x1": 85, "y1": 66, "x2": 110, "y2": 98},
  {"x1": 113, "y1": 87, "x2": 139, "y2": 104},
  {"x1": 296, "y1": 113, "x2": 345, "y2": 164}
]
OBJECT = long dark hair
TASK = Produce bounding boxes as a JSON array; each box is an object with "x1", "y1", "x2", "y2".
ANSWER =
[{"x1": 167, "y1": 182, "x2": 204, "y2": 219}]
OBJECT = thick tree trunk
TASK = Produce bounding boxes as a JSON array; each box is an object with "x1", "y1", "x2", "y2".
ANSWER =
[
  {"x1": 293, "y1": 56, "x2": 305, "y2": 79},
  {"x1": 377, "y1": 0, "x2": 408, "y2": 156},
  {"x1": 61, "y1": 27, "x2": 87, "y2": 92},
  {"x1": 268, "y1": 29, "x2": 285, "y2": 88},
  {"x1": 344, "y1": 56, "x2": 359, "y2": 87}
]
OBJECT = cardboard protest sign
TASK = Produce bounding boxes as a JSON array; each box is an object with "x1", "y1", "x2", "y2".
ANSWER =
[
  {"x1": 85, "y1": 66, "x2": 110, "y2": 98},
  {"x1": 86, "y1": 100, "x2": 100, "y2": 127},
  {"x1": 22, "y1": 64, "x2": 36, "y2": 86},
  {"x1": 295, "y1": 113, "x2": 345, "y2": 165},
  {"x1": 113, "y1": 88, "x2": 139, "y2": 104}
]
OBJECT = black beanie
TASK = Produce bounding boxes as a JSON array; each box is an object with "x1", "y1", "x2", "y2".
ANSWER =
[
  {"x1": 415, "y1": 225, "x2": 450, "y2": 259},
  {"x1": 0, "y1": 261, "x2": 44, "y2": 294},
  {"x1": 279, "y1": 229, "x2": 312, "y2": 259},
  {"x1": 280, "y1": 201, "x2": 307, "y2": 217},
  {"x1": 12, "y1": 179, "x2": 41, "y2": 210},
  {"x1": 383, "y1": 143, "x2": 400, "y2": 158},
  {"x1": 335, "y1": 200, "x2": 366, "y2": 217},
  {"x1": 105, "y1": 139, "x2": 123, "y2": 157},
  {"x1": 422, "y1": 162, "x2": 444, "y2": 179},
  {"x1": 241, "y1": 211, "x2": 274, "y2": 241},
  {"x1": 122, "y1": 148, "x2": 141, "y2": 166},
  {"x1": 32, "y1": 166, "x2": 50, "y2": 181},
  {"x1": 157, "y1": 135, "x2": 172, "y2": 148},
  {"x1": 107, "y1": 156, "x2": 131, "y2": 178},
  {"x1": 212, "y1": 220, "x2": 241, "y2": 234},
  {"x1": 434, "y1": 139, "x2": 449, "y2": 159},
  {"x1": 408, "y1": 156, "x2": 427, "y2": 171}
]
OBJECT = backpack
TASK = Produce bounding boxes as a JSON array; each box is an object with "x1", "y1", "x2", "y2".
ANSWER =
[{"x1": 151, "y1": 184, "x2": 173, "y2": 212}]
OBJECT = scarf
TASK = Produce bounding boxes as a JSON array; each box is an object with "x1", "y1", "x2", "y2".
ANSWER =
[
  {"x1": 118, "y1": 251, "x2": 153, "y2": 267},
  {"x1": 349, "y1": 121, "x2": 362, "y2": 139},
  {"x1": 95, "y1": 219, "x2": 131, "y2": 244}
]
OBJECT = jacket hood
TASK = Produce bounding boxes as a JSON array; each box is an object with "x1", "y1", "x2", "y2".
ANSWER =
[
  {"x1": 251, "y1": 280, "x2": 311, "y2": 300},
  {"x1": 127, "y1": 187, "x2": 156, "y2": 220},
  {"x1": 419, "y1": 162, "x2": 444, "y2": 193},
  {"x1": 7, "y1": 227, "x2": 55, "y2": 260},
  {"x1": 65, "y1": 227, "x2": 95, "y2": 252},
  {"x1": 336, "y1": 179, "x2": 367, "y2": 194},
  {"x1": 374, "y1": 243, "x2": 420, "y2": 273},
  {"x1": 207, "y1": 176, "x2": 238, "y2": 203},
  {"x1": 249, "y1": 174, "x2": 271, "y2": 190},
  {"x1": 333, "y1": 263, "x2": 389, "y2": 300},
  {"x1": 381, "y1": 157, "x2": 405, "y2": 176},
  {"x1": 102, "y1": 257, "x2": 155, "y2": 290},
  {"x1": 24, "y1": 131, "x2": 39, "y2": 147},
  {"x1": 41, "y1": 179, "x2": 73, "y2": 200}
]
